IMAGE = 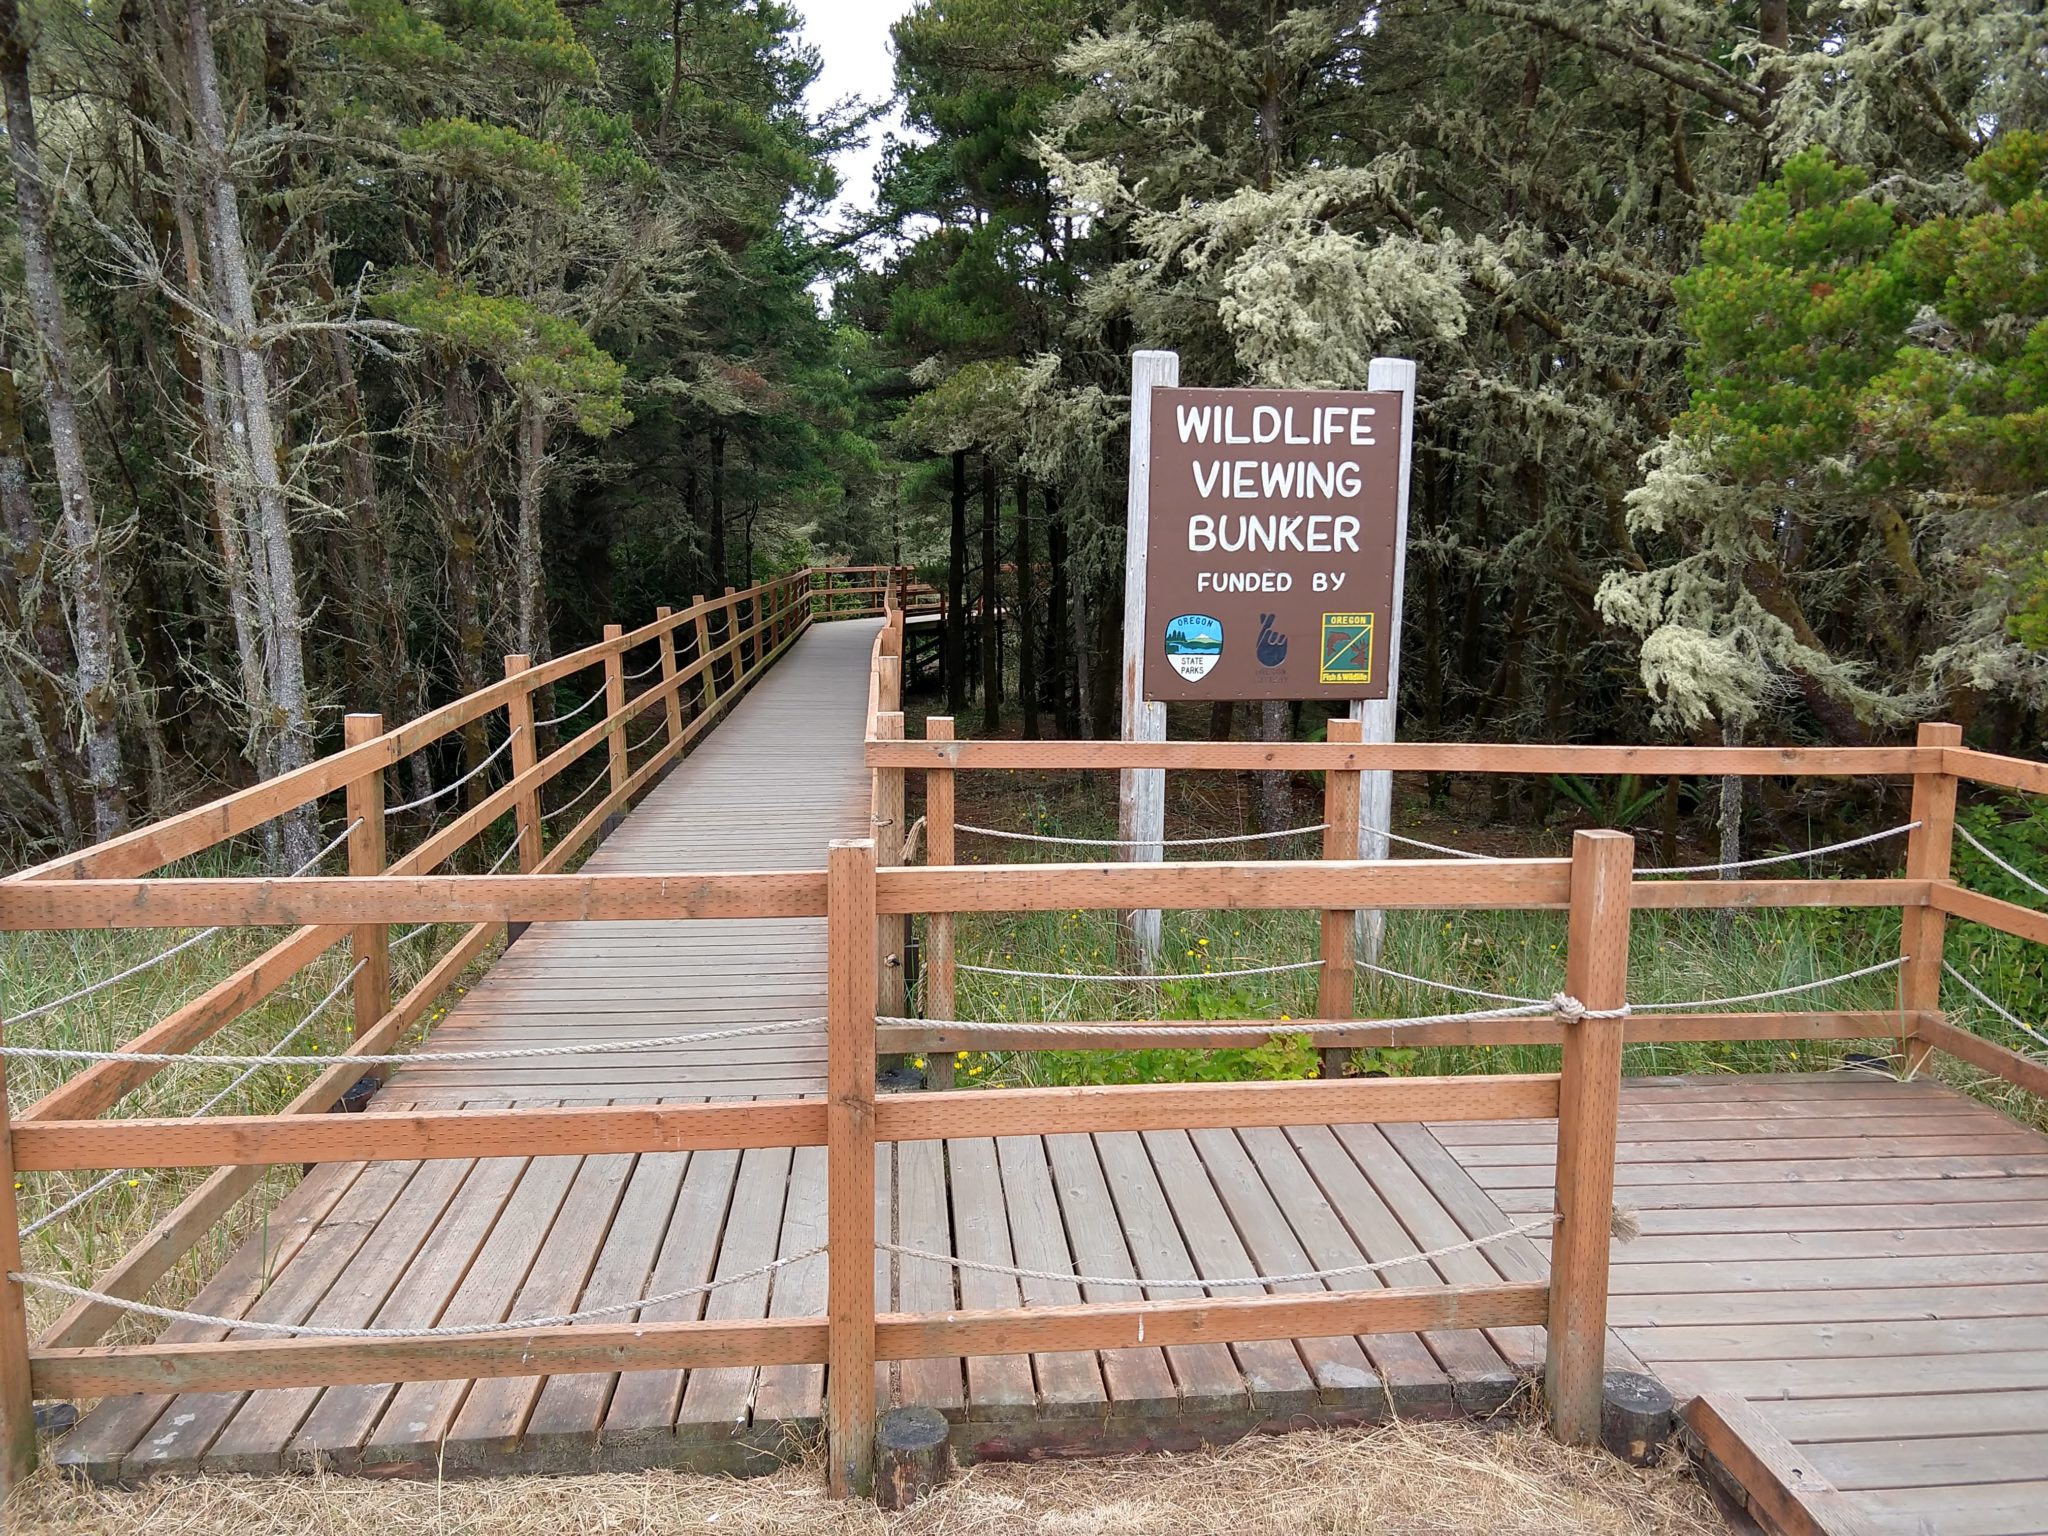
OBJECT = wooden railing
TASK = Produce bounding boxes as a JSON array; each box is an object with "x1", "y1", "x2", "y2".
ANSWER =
[
  {"x1": 809, "y1": 564, "x2": 941, "y2": 621},
  {"x1": 2, "y1": 575, "x2": 2045, "y2": 1500}
]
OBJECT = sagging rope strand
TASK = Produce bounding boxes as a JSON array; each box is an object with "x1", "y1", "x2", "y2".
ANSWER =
[
  {"x1": 10, "y1": 1242, "x2": 828, "y2": 1338},
  {"x1": 1942, "y1": 960, "x2": 2048, "y2": 1054},
  {"x1": 0, "y1": 1014, "x2": 825, "y2": 1070},
  {"x1": 1955, "y1": 824, "x2": 2048, "y2": 903},
  {"x1": 545, "y1": 766, "x2": 609, "y2": 825},
  {"x1": 956, "y1": 821, "x2": 1491, "y2": 861},
  {"x1": 385, "y1": 729, "x2": 521, "y2": 816},
  {"x1": 878, "y1": 1213, "x2": 1564, "y2": 1293},
  {"x1": 6, "y1": 819, "x2": 362, "y2": 1025},
  {"x1": 622, "y1": 652, "x2": 666, "y2": 681},
  {"x1": 956, "y1": 957, "x2": 1325, "y2": 984},
  {"x1": 1635, "y1": 821, "x2": 1919, "y2": 876},
  {"x1": 906, "y1": 957, "x2": 1907, "y2": 1041},
  {"x1": 532, "y1": 679, "x2": 607, "y2": 730},
  {"x1": 18, "y1": 959, "x2": 369, "y2": 1239},
  {"x1": 626, "y1": 718, "x2": 669, "y2": 755}
]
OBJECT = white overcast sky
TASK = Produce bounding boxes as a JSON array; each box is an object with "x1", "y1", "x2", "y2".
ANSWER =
[{"x1": 797, "y1": 0, "x2": 918, "y2": 221}]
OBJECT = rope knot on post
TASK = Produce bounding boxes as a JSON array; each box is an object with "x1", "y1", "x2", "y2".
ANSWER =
[{"x1": 1551, "y1": 993, "x2": 1586, "y2": 1025}]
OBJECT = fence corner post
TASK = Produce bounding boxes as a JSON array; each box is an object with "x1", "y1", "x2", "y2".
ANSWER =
[
  {"x1": 1546, "y1": 827, "x2": 1632, "y2": 1446},
  {"x1": 1318, "y1": 717, "x2": 1364, "y2": 1080},
  {"x1": 924, "y1": 717, "x2": 956, "y2": 1090},
  {"x1": 0, "y1": 1008, "x2": 38, "y2": 1492},
  {"x1": 826, "y1": 837, "x2": 879, "y2": 1498},
  {"x1": 603, "y1": 624, "x2": 628, "y2": 794},
  {"x1": 874, "y1": 710, "x2": 907, "y2": 1071},
  {"x1": 342, "y1": 713, "x2": 391, "y2": 1038},
  {"x1": 1901, "y1": 721, "x2": 1963, "y2": 1075},
  {"x1": 691, "y1": 596, "x2": 719, "y2": 714},
  {"x1": 503, "y1": 657, "x2": 543, "y2": 873},
  {"x1": 655, "y1": 607, "x2": 684, "y2": 748}
]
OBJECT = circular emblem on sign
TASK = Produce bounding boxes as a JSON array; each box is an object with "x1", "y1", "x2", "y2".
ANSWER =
[{"x1": 1164, "y1": 613, "x2": 1223, "y2": 680}]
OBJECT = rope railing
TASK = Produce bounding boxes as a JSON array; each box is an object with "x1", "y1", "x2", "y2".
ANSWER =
[
  {"x1": 622, "y1": 652, "x2": 666, "y2": 682},
  {"x1": 1942, "y1": 960, "x2": 2048, "y2": 1053},
  {"x1": 0, "y1": 1014, "x2": 824, "y2": 1072},
  {"x1": 532, "y1": 679, "x2": 607, "y2": 730},
  {"x1": 877, "y1": 1213, "x2": 1565, "y2": 1292},
  {"x1": 4, "y1": 819, "x2": 362, "y2": 1026},
  {"x1": 544, "y1": 766, "x2": 610, "y2": 825},
  {"x1": 956, "y1": 957, "x2": 1324, "y2": 984},
  {"x1": 1635, "y1": 821, "x2": 1919, "y2": 876},
  {"x1": 957, "y1": 822, "x2": 1329, "y2": 850},
  {"x1": 1955, "y1": 824, "x2": 2048, "y2": 902},
  {"x1": 385, "y1": 730, "x2": 521, "y2": 816},
  {"x1": 10, "y1": 1242, "x2": 827, "y2": 1338},
  {"x1": 17, "y1": 958, "x2": 370, "y2": 1240}
]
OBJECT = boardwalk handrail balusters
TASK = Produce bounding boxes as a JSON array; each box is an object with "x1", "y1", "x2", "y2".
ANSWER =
[{"x1": 0, "y1": 581, "x2": 2042, "y2": 1497}]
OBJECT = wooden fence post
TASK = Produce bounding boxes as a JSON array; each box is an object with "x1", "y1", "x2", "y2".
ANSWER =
[
  {"x1": 0, "y1": 1009, "x2": 38, "y2": 1491},
  {"x1": 874, "y1": 706, "x2": 906, "y2": 1053},
  {"x1": 722, "y1": 586, "x2": 739, "y2": 692},
  {"x1": 692, "y1": 595, "x2": 719, "y2": 714},
  {"x1": 503, "y1": 658, "x2": 543, "y2": 872},
  {"x1": 1902, "y1": 721, "x2": 1962, "y2": 1075},
  {"x1": 924, "y1": 717, "x2": 956, "y2": 1090},
  {"x1": 1547, "y1": 827, "x2": 1633, "y2": 1445},
  {"x1": 343, "y1": 714, "x2": 390, "y2": 1039},
  {"x1": 1318, "y1": 717, "x2": 1363, "y2": 1080},
  {"x1": 826, "y1": 838, "x2": 879, "y2": 1498},
  {"x1": 603, "y1": 623, "x2": 627, "y2": 794},
  {"x1": 655, "y1": 607, "x2": 684, "y2": 747}
]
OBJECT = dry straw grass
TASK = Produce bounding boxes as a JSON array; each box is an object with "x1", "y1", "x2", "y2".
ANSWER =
[{"x1": 7, "y1": 1421, "x2": 1724, "y2": 1536}]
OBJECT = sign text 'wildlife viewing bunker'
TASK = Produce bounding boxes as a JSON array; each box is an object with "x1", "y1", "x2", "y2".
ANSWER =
[{"x1": 1143, "y1": 386, "x2": 1405, "y2": 701}]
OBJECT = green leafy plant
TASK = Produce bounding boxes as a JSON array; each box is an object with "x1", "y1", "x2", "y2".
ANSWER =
[{"x1": 1546, "y1": 773, "x2": 1663, "y2": 829}]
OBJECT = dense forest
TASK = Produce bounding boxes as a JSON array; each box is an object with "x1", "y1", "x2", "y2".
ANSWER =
[{"x1": 0, "y1": 0, "x2": 2043, "y2": 863}]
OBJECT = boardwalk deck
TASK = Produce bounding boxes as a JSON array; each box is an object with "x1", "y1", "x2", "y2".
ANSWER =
[{"x1": 49, "y1": 618, "x2": 2048, "y2": 1534}]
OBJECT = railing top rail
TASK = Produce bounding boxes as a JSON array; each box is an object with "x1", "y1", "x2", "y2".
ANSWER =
[
  {"x1": 1947, "y1": 746, "x2": 2048, "y2": 796},
  {"x1": 8, "y1": 571, "x2": 818, "y2": 885},
  {"x1": 866, "y1": 738, "x2": 1941, "y2": 778}
]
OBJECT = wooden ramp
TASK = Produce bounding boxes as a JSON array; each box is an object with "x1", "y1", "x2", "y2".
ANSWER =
[{"x1": 1442, "y1": 1072, "x2": 2048, "y2": 1536}]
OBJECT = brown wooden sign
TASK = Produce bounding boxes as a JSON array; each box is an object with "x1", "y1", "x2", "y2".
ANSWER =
[{"x1": 1143, "y1": 386, "x2": 1405, "y2": 701}]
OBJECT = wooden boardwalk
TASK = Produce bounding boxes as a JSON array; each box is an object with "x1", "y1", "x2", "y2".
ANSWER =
[{"x1": 47, "y1": 620, "x2": 2048, "y2": 1533}]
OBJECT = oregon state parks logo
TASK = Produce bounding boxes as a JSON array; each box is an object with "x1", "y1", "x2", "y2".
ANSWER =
[{"x1": 1163, "y1": 613, "x2": 1222, "y2": 680}]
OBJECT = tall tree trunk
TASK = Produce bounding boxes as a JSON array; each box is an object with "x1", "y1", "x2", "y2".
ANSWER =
[
  {"x1": 708, "y1": 422, "x2": 727, "y2": 590},
  {"x1": 0, "y1": 343, "x2": 82, "y2": 841},
  {"x1": 183, "y1": 0, "x2": 314, "y2": 863},
  {"x1": 516, "y1": 397, "x2": 549, "y2": 658},
  {"x1": 946, "y1": 448, "x2": 966, "y2": 716},
  {"x1": 1088, "y1": 580, "x2": 1117, "y2": 740},
  {"x1": 1256, "y1": 700, "x2": 1289, "y2": 832},
  {"x1": 1016, "y1": 471, "x2": 1037, "y2": 739},
  {"x1": 979, "y1": 450, "x2": 999, "y2": 732},
  {"x1": 1046, "y1": 486, "x2": 1073, "y2": 737},
  {"x1": 0, "y1": 0, "x2": 129, "y2": 838}
]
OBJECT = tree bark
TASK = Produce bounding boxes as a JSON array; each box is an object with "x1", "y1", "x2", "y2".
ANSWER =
[
  {"x1": 0, "y1": 0, "x2": 129, "y2": 838},
  {"x1": 946, "y1": 448, "x2": 966, "y2": 716},
  {"x1": 1015, "y1": 471, "x2": 1036, "y2": 739},
  {"x1": 516, "y1": 397, "x2": 549, "y2": 659},
  {"x1": 182, "y1": 0, "x2": 315, "y2": 863},
  {"x1": 1046, "y1": 485, "x2": 1072, "y2": 737},
  {"x1": 708, "y1": 421, "x2": 727, "y2": 590},
  {"x1": 979, "y1": 450, "x2": 1000, "y2": 732}
]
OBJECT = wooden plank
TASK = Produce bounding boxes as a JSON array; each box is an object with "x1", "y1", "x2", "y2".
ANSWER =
[
  {"x1": 1629, "y1": 879, "x2": 1924, "y2": 912},
  {"x1": 867, "y1": 739, "x2": 1933, "y2": 777},
  {"x1": 944, "y1": 1137, "x2": 1037, "y2": 1420},
  {"x1": 1662, "y1": 1350, "x2": 2048, "y2": 1400},
  {"x1": 1762, "y1": 1389, "x2": 2048, "y2": 1443},
  {"x1": 1612, "y1": 1283, "x2": 2048, "y2": 1328},
  {"x1": 1914, "y1": 1012, "x2": 2048, "y2": 1099},
  {"x1": 50, "y1": 1158, "x2": 365, "y2": 1481},
  {"x1": 751, "y1": 1144, "x2": 832, "y2": 1448},
  {"x1": 1938, "y1": 882, "x2": 2048, "y2": 947},
  {"x1": 1321, "y1": 1123, "x2": 1523, "y2": 1406},
  {"x1": 1682, "y1": 1392, "x2": 1879, "y2": 1536},
  {"x1": 598, "y1": 1146, "x2": 742, "y2": 1460},
  {"x1": 120, "y1": 1153, "x2": 420, "y2": 1475},
  {"x1": 1041, "y1": 1133, "x2": 1180, "y2": 1416},
  {"x1": 1238, "y1": 1125, "x2": 1451, "y2": 1415},
  {"x1": 441, "y1": 1136, "x2": 638, "y2": 1468},
  {"x1": 1627, "y1": 1316, "x2": 2048, "y2": 1363},
  {"x1": 1550, "y1": 1225, "x2": 2048, "y2": 1264},
  {"x1": 357, "y1": 1143, "x2": 587, "y2": 1467},
  {"x1": 0, "y1": 870, "x2": 830, "y2": 929},
  {"x1": 1188, "y1": 1126, "x2": 1380, "y2": 1411},
  {"x1": 1490, "y1": 1178, "x2": 2048, "y2": 1215},
  {"x1": 993, "y1": 1134, "x2": 1109, "y2": 1418},
  {"x1": 203, "y1": 1152, "x2": 475, "y2": 1472},
  {"x1": 890, "y1": 1137, "x2": 963, "y2": 1413},
  {"x1": 1846, "y1": 1481, "x2": 2048, "y2": 1536},
  {"x1": 15, "y1": 1098, "x2": 828, "y2": 1172},
  {"x1": 674, "y1": 1144, "x2": 795, "y2": 1447},
  {"x1": 876, "y1": 858, "x2": 1573, "y2": 915},
  {"x1": 286, "y1": 1128, "x2": 532, "y2": 1469},
  {"x1": 1089, "y1": 1130, "x2": 1244, "y2": 1414},
  {"x1": 871, "y1": 1075, "x2": 1559, "y2": 1146},
  {"x1": 1948, "y1": 745, "x2": 2048, "y2": 797}
]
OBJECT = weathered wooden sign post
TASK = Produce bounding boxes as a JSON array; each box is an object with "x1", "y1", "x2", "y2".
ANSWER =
[{"x1": 1119, "y1": 351, "x2": 1417, "y2": 968}]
